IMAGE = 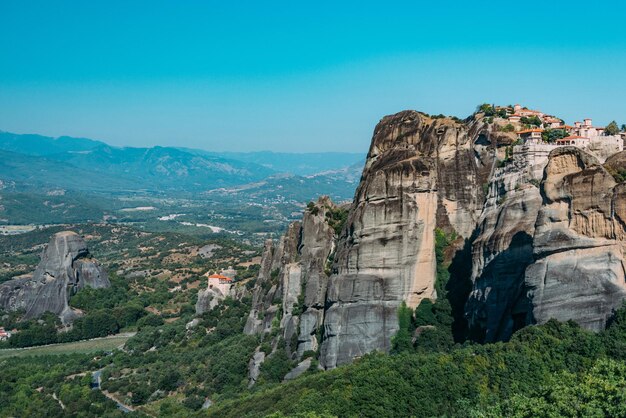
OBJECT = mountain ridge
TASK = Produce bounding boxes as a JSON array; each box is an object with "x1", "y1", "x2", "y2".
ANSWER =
[{"x1": 0, "y1": 131, "x2": 364, "y2": 194}]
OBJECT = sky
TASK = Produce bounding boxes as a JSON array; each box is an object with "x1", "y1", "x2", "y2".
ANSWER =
[{"x1": 1, "y1": 1, "x2": 625, "y2": 153}]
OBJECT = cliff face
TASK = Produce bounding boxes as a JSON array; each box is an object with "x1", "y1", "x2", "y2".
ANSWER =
[
  {"x1": 243, "y1": 111, "x2": 498, "y2": 371},
  {"x1": 319, "y1": 111, "x2": 494, "y2": 368},
  {"x1": 0, "y1": 231, "x2": 109, "y2": 324},
  {"x1": 244, "y1": 196, "x2": 336, "y2": 361},
  {"x1": 467, "y1": 147, "x2": 626, "y2": 341},
  {"x1": 243, "y1": 110, "x2": 626, "y2": 372}
]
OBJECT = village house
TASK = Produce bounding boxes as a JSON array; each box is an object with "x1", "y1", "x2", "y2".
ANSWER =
[
  {"x1": 544, "y1": 117, "x2": 564, "y2": 129},
  {"x1": 0, "y1": 327, "x2": 11, "y2": 341},
  {"x1": 570, "y1": 118, "x2": 605, "y2": 138},
  {"x1": 513, "y1": 104, "x2": 545, "y2": 118}
]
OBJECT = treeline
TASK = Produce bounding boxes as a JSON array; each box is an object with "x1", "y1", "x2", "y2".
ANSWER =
[
  {"x1": 205, "y1": 308, "x2": 626, "y2": 418},
  {"x1": 203, "y1": 229, "x2": 626, "y2": 417}
]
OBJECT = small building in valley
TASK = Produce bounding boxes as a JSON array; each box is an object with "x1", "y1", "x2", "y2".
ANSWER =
[
  {"x1": 204, "y1": 272, "x2": 234, "y2": 295},
  {"x1": 0, "y1": 327, "x2": 11, "y2": 341},
  {"x1": 206, "y1": 273, "x2": 233, "y2": 285}
]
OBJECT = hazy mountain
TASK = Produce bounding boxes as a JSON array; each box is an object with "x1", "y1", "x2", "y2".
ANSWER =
[
  {"x1": 0, "y1": 131, "x2": 105, "y2": 156},
  {"x1": 0, "y1": 132, "x2": 275, "y2": 192},
  {"x1": 0, "y1": 149, "x2": 138, "y2": 191},
  {"x1": 180, "y1": 149, "x2": 365, "y2": 176},
  {"x1": 47, "y1": 144, "x2": 276, "y2": 191},
  {"x1": 0, "y1": 131, "x2": 363, "y2": 208}
]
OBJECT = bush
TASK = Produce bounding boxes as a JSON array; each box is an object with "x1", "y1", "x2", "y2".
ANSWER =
[
  {"x1": 391, "y1": 302, "x2": 413, "y2": 353},
  {"x1": 137, "y1": 313, "x2": 164, "y2": 330}
]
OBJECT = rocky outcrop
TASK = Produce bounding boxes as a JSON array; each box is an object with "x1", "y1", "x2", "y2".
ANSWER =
[
  {"x1": 467, "y1": 147, "x2": 626, "y2": 341},
  {"x1": 243, "y1": 109, "x2": 626, "y2": 370},
  {"x1": 319, "y1": 111, "x2": 495, "y2": 368},
  {"x1": 247, "y1": 350, "x2": 266, "y2": 387},
  {"x1": 283, "y1": 358, "x2": 311, "y2": 381},
  {"x1": 244, "y1": 197, "x2": 337, "y2": 358},
  {"x1": 0, "y1": 231, "x2": 109, "y2": 324},
  {"x1": 196, "y1": 286, "x2": 229, "y2": 315}
]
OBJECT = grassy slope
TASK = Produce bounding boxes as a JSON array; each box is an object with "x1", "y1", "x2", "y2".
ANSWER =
[{"x1": 0, "y1": 333, "x2": 134, "y2": 359}]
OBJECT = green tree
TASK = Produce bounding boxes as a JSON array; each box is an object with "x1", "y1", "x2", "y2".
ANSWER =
[
  {"x1": 606, "y1": 120, "x2": 620, "y2": 135},
  {"x1": 477, "y1": 103, "x2": 495, "y2": 116},
  {"x1": 520, "y1": 115, "x2": 542, "y2": 127},
  {"x1": 542, "y1": 128, "x2": 568, "y2": 143},
  {"x1": 391, "y1": 302, "x2": 413, "y2": 353}
]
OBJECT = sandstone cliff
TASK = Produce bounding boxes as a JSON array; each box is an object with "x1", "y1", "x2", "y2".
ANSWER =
[
  {"x1": 319, "y1": 111, "x2": 496, "y2": 368},
  {"x1": 467, "y1": 146, "x2": 626, "y2": 341},
  {"x1": 243, "y1": 109, "x2": 626, "y2": 372},
  {"x1": 0, "y1": 231, "x2": 109, "y2": 324},
  {"x1": 243, "y1": 111, "x2": 500, "y2": 371},
  {"x1": 244, "y1": 196, "x2": 337, "y2": 359}
]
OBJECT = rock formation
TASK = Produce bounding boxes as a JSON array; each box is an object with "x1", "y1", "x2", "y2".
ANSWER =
[
  {"x1": 243, "y1": 112, "x2": 499, "y2": 371},
  {"x1": 195, "y1": 286, "x2": 227, "y2": 315},
  {"x1": 244, "y1": 196, "x2": 337, "y2": 358},
  {"x1": 0, "y1": 231, "x2": 109, "y2": 324},
  {"x1": 319, "y1": 111, "x2": 495, "y2": 368},
  {"x1": 243, "y1": 108, "x2": 626, "y2": 371},
  {"x1": 467, "y1": 146, "x2": 626, "y2": 341}
]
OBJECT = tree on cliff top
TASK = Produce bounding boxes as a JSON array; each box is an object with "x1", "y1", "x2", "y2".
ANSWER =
[
  {"x1": 606, "y1": 121, "x2": 620, "y2": 136},
  {"x1": 521, "y1": 115, "x2": 542, "y2": 127},
  {"x1": 477, "y1": 103, "x2": 495, "y2": 116}
]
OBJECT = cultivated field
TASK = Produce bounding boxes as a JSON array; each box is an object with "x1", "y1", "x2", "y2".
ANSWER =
[{"x1": 0, "y1": 332, "x2": 135, "y2": 359}]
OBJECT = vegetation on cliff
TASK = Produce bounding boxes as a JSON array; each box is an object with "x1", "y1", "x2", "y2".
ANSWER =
[{"x1": 205, "y1": 309, "x2": 626, "y2": 417}]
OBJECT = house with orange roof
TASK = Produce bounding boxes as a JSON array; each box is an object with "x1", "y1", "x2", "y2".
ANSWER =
[
  {"x1": 517, "y1": 128, "x2": 544, "y2": 144},
  {"x1": 544, "y1": 117, "x2": 564, "y2": 129},
  {"x1": 206, "y1": 273, "x2": 233, "y2": 285},
  {"x1": 202, "y1": 272, "x2": 234, "y2": 296},
  {"x1": 568, "y1": 118, "x2": 608, "y2": 139}
]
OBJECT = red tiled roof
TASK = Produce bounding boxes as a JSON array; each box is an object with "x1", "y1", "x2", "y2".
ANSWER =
[
  {"x1": 207, "y1": 273, "x2": 233, "y2": 281},
  {"x1": 517, "y1": 129, "x2": 544, "y2": 134}
]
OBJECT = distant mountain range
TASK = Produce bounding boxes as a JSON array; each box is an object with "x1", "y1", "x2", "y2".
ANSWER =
[
  {"x1": 181, "y1": 149, "x2": 365, "y2": 176},
  {"x1": 0, "y1": 131, "x2": 364, "y2": 194}
]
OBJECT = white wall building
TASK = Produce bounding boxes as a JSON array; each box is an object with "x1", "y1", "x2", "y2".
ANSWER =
[{"x1": 204, "y1": 273, "x2": 233, "y2": 296}]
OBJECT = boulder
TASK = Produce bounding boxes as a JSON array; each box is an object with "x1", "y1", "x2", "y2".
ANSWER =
[{"x1": 283, "y1": 358, "x2": 312, "y2": 381}]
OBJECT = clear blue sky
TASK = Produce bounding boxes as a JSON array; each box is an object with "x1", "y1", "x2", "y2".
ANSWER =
[{"x1": 1, "y1": 1, "x2": 625, "y2": 152}]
